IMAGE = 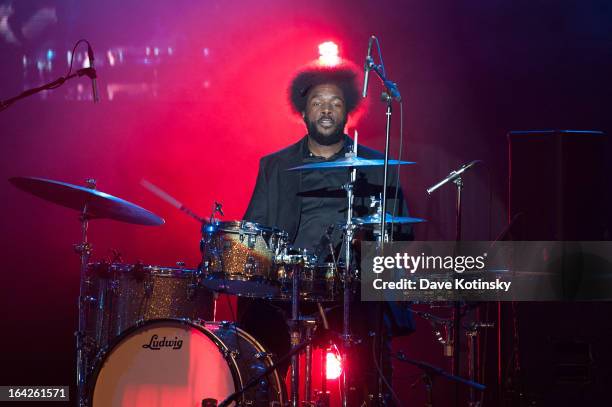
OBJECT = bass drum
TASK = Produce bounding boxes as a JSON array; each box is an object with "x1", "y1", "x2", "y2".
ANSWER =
[{"x1": 90, "y1": 319, "x2": 285, "y2": 407}]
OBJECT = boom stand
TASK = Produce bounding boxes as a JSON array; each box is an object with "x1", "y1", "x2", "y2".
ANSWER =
[
  {"x1": 394, "y1": 352, "x2": 486, "y2": 407},
  {"x1": 452, "y1": 176, "x2": 463, "y2": 406}
]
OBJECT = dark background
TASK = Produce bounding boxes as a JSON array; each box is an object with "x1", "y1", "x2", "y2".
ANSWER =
[{"x1": 1, "y1": 0, "x2": 611, "y2": 405}]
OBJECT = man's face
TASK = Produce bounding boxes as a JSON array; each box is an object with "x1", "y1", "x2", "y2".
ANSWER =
[{"x1": 302, "y1": 83, "x2": 347, "y2": 146}]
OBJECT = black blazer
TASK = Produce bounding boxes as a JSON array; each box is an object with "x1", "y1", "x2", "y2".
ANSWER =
[{"x1": 244, "y1": 135, "x2": 415, "y2": 336}]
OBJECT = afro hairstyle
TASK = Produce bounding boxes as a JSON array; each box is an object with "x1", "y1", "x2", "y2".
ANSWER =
[{"x1": 288, "y1": 61, "x2": 362, "y2": 116}]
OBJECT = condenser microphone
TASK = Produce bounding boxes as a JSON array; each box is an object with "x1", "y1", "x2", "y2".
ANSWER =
[
  {"x1": 86, "y1": 44, "x2": 100, "y2": 103},
  {"x1": 362, "y1": 35, "x2": 375, "y2": 98}
]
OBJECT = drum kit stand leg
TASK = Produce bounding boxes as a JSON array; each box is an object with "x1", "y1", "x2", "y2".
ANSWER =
[{"x1": 76, "y1": 198, "x2": 92, "y2": 407}]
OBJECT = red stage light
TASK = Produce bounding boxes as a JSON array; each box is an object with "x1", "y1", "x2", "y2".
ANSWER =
[
  {"x1": 318, "y1": 41, "x2": 340, "y2": 66},
  {"x1": 325, "y1": 347, "x2": 342, "y2": 380}
]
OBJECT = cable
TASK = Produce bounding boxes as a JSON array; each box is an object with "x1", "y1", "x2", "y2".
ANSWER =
[
  {"x1": 46, "y1": 39, "x2": 89, "y2": 90},
  {"x1": 66, "y1": 39, "x2": 90, "y2": 77},
  {"x1": 390, "y1": 100, "x2": 405, "y2": 239},
  {"x1": 372, "y1": 335, "x2": 403, "y2": 407},
  {"x1": 373, "y1": 36, "x2": 386, "y2": 77},
  {"x1": 479, "y1": 303, "x2": 490, "y2": 406}
]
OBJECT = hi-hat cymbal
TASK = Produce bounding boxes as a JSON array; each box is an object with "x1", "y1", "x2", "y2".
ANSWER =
[
  {"x1": 287, "y1": 156, "x2": 415, "y2": 171},
  {"x1": 353, "y1": 212, "x2": 426, "y2": 225},
  {"x1": 9, "y1": 176, "x2": 164, "y2": 226}
]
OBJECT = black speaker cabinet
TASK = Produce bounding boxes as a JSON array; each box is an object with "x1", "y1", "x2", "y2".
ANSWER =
[
  {"x1": 501, "y1": 130, "x2": 612, "y2": 406},
  {"x1": 508, "y1": 129, "x2": 608, "y2": 240}
]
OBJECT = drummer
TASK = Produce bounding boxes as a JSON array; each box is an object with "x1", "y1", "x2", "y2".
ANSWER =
[{"x1": 240, "y1": 61, "x2": 415, "y2": 404}]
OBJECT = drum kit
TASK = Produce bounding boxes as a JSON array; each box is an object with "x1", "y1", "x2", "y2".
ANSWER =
[{"x1": 9, "y1": 143, "x2": 426, "y2": 407}]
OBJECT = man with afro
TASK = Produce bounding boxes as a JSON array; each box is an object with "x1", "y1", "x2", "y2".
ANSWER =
[{"x1": 240, "y1": 61, "x2": 414, "y2": 406}]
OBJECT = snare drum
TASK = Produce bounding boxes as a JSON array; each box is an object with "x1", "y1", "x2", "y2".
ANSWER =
[
  {"x1": 86, "y1": 263, "x2": 214, "y2": 350},
  {"x1": 200, "y1": 221, "x2": 288, "y2": 298},
  {"x1": 89, "y1": 319, "x2": 285, "y2": 407}
]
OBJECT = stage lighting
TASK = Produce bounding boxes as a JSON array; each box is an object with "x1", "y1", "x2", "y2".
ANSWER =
[
  {"x1": 318, "y1": 41, "x2": 340, "y2": 66},
  {"x1": 325, "y1": 347, "x2": 342, "y2": 380}
]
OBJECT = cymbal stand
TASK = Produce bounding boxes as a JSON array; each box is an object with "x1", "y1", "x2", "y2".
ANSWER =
[
  {"x1": 303, "y1": 317, "x2": 319, "y2": 404},
  {"x1": 315, "y1": 342, "x2": 330, "y2": 407},
  {"x1": 75, "y1": 179, "x2": 96, "y2": 407},
  {"x1": 341, "y1": 135, "x2": 358, "y2": 407},
  {"x1": 290, "y1": 261, "x2": 302, "y2": 407},
  {"x1": 369, "y1": 194, "x2": 389, "y2": 404}
]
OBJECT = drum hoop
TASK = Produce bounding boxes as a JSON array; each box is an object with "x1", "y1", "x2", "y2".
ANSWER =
[
  {"x1": 215, "y1": 220, "x2": 287, "y2": 237},
  {"x1": 228, "y1": 326, "x2": 285, "y2": 403},
  {"x1": 87, "y1": 318, "x2": 244, "y2": 406},
  {"x1": 88, "y1": 263, "x2": 199, "y2": 278}
]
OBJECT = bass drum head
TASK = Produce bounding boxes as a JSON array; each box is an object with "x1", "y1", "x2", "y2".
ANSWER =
[{"x1": 90, "y1": 320, "x2": 242, "y2": 406}]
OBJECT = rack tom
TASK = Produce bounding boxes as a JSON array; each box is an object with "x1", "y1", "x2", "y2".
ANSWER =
[{"x1": 200, "y1": 221, "x2": 288, "y2": 298}]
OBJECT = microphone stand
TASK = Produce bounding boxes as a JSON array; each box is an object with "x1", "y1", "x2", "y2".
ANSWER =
[
  {"x1": 364, "y1": 55, "x2": 402, "y2": 242},
  {"x1": 393, "y1": 352, "x2": 485, "y2": 407},
  {"x1": 426, "y1": 160, "x2": 481, "y2": 407},
  {"x1": 0, "y1": 67, "x2": 98, "y2": 112},
  {"x1": 362, "y1": 36, "x2": 403, "y2": 406}
]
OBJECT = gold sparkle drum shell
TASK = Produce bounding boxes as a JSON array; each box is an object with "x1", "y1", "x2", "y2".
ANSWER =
[
  {"x1": 86, "y1": 263, "x2": 214, "y2": 350},
  {"x1": 200, "y1": 221, "x2": 288, "y2": 298}
]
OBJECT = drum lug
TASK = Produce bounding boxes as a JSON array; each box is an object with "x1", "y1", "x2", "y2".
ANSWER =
[
  {"x1": 82, "y1": 295, "x2": 97, "y2": 304},
  {"x1": 110, "y1": 279, "x2": 120, "y2": 295},
  {"x1": 247, "y1": 233, "x2": 256, "y2": 249},
  {"x1": 223, "y1": 348, "x2": 240, "y2": 360},
  {"x1": 187, "y1": 283, "x2": 197, "y2": 300},
  {"x1": 254, "y1": 352, "x2": 273, "y2": 360},
  {"x1": 144, "y1": 279, "x2": 154, "y2": 297},
  {"x1": 244, "y1": 255, "x2": 258, "y2": 275}
]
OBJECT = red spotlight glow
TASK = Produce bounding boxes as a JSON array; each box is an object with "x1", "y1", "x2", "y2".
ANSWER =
[
  {"x1": 318, "y1": 41, "x2": 340, "y2": 66},
  {"x1": 325, "y1": 347, "x2": 342, "y2": 380}
]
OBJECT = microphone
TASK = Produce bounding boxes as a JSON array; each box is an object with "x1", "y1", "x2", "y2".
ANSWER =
[
  {"x1": 426, "y1": 160, "x2": 482, "y2": 194},
  {"x1": 86, "y1": 44, "x2": 100, "y2": 103},
  {"x1": 362, "y1": 35, "x2": 375, "y2": 98}
]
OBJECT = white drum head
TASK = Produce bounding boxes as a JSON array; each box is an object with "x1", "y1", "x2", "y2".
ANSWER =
[{"x1": 92, "y1": 320, "x2": 235, "y2": 407}]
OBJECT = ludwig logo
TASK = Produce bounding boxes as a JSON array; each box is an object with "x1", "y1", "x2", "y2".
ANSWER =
[{"x1": 142, "y1": 334, "x2": 183, "y2": 350}]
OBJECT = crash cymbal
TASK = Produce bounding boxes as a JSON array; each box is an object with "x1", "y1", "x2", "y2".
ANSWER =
[
  {"x1": 287, "y1": 156, "x2": 415, "y2": 171},
  {"x1": 353, "y1": 212, "x2": 426, "y2": 225},
  {"x1": 9, "y1": 176, "x2": 164, "y2": 226}
]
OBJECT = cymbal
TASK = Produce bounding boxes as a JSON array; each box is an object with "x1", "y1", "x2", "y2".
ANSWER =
[
  {"x1": 353, "y1": 212, "x2": 426, "y2": 225},
  {"x1": 298, "y1": 179, "x2": 400, "y2": 198},
  {"x1": 287, "y1": 156, "x2": 415, "y2": 171},
  {"x1": 9, "y1": 176, "x2": 164, "y2": 226}
]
